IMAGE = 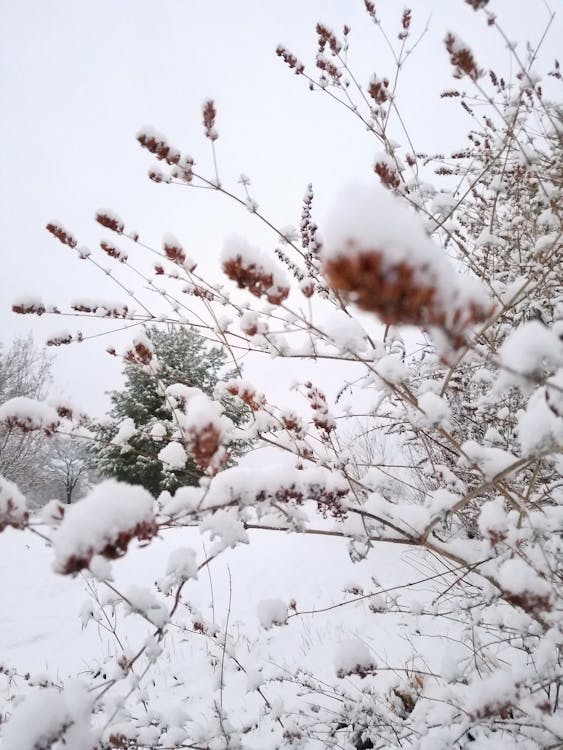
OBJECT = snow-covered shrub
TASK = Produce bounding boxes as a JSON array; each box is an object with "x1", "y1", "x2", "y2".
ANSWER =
[{"x1": 1, "y1": 3, "x2": 562, "y2": 749}]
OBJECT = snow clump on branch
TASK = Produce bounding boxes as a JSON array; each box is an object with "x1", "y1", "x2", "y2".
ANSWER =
[
  {"x1": 322, "y1": 185, "x2": 493, "y2": 348},
  {"x1": 222, "y1": 234, "x2": 290, "y2": 305},
  {"x1": 52, "y1": 480, "x2": 157, "y2": 574},
  {"x1": 0, "y1": 475, "x2": 28, "y2": 531}
]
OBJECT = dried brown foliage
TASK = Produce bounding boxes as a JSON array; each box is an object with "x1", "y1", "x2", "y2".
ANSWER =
[
  {"x1": 445, "y1": 32, "x2": 484, "y2": 81},
  {"x1": 202, "y1": 99, "x2": 218, "y2": 141},
  {"x1": 324, "y1": 248, "x2": 491, "y2": 347},
  {"x1": 60, "y1": 518, "x2": 158, "y2": 575},
  {"x1": 46, "y1": 222, "x2": 77, "y2": 248},
  {"x1": 0, "y1": 498, "x2": 29, "y2": 533},
  {"x1": 137, "y1": 129, "x2": 180, "y2": 164},
  {"x1": 188, "y1": 423, "x2": 225, "y2": 471},
  {"x1": 95, "y1": 211, "x2": 124, "y2": 234},
  {"x1": 222, "y1": 256, "x2": 289, "y2": 305}
]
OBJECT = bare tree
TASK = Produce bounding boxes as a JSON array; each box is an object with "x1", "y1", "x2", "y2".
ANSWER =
[
  {"x1": 0, "y1": 336, "x2": 53, "y2": 504},
  {"x1": 41, "y1": 438, "x2": 94, "y2": 505}
]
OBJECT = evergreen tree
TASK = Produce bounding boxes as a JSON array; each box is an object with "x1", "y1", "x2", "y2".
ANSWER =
[{"x1": 94, "y1": 326, "x2": 246, "y2": 495}]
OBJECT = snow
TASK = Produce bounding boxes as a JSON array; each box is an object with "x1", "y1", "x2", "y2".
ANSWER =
[
  {"x1": 158, "y1": 440, "x2": 188, "y2": 469},
  {"x1": 0, "y1": 396, "x2": 60, "y2": 434},
  {"x1": 197, "y1": 463, "x2": 349, "y2": 515},
  {"x1": 199, "y1": 508, "x2": 249, "y2": 553},
  {"x1": 518, "y1": 380, "x2": 563, "y2": 455},
  {"x1": 459, "y1": 440, "x2": 516, "y2": 479},
  {"x1": 464, "y1": 669, "x2": 520, "y2": 720},
  {"x1": 221, "y1": 234, "x2": 290, "y2": 304},
  {"x1": 322, "y1": 309, "x2": 368, "y2": 352},
  {"x1": 0, "y1": 475, "x2": 28, "y2": 530},
  {"x1": 478, "y1": 498, "x2": 509, "y2": 543},
  {"x1": 111, "y1": 416, "x2": 137, "y2": 445},
  {"x1": 499, "y1": 321, "x2": 563, "y2": 383},
  {"x1": 324, "y1": 185, "x2": 431, "y2": 264},
  {"x1": 375, "y1": 353, "x2": 407, "y2": 384},
  {"x1": 149, "y1": 421, "x2": 167, "y2": 440},
  {"x1": 39, "y1": 499, "x2": 65, "y2": 527},
  {"x1": 322, "y1": 184, "x2": 491, "y2": 332},
  {"x1": 334, "y1": 638, "x2": 376, "y2": 677},
  {"x1": 2, "y1": 683, "x2": 94, "y2": 750},
  {"x1": 496, "y1": 558, "x2": 551, "y2": 601},
  {"x1": 257, "y1": 598, "x2": 288, "y2": 628},
  {"x1": 239, "y1": 309, "x2": 268, "y2": 336},
  {"x1": 52, "y1": 480, "x2": 156, "y2": 574},
  {"x1": 185, "y1": 392, "x2": 230, "y2": 435},
  {"x1": 476, "y1": 230, "x2": 503, "y2": 247},
  {"x1": 417, "y1": 391, "x2": 450, "y2": 427},
  {"x1": 123, "y1": 585, "x2": 168, "y2": 627},
  {"x1": 1, "y1": 515, "x2": 553, "y2": 747},
  {"x1": 163, "y1": 546, "x2": 198, "y2": 587},
  {"x1": 164, "y1": 382, "x2": 200, "y2": 406},
  {"x1": 95, "y1": 207, "x2": 124, "y2": 233},
  {"x1": 162, "y1": 232, "x2": 183, "y2": 251}
]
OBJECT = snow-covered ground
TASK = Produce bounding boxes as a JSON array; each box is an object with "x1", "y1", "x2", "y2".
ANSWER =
[{"x1": 0, "y1": 518, "x2": 451, "y2": 744}]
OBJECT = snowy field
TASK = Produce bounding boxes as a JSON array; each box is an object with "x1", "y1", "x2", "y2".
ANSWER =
[{"x1": 0, "y1": 516, "x2": 454, "y2": 745}]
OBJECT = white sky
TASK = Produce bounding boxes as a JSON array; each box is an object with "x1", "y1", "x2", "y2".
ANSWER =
[{"x1": 1, "y1": 0, "x2": 560, "y2": 415}]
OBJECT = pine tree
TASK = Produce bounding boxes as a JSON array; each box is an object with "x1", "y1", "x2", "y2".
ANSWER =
[{"x1": 93, "y1": 326, "x2": 247, "y2": 496}]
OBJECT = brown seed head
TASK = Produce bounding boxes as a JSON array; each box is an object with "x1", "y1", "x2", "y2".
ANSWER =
[
  {"x1": 202, "y1": 99, "x2": 218, "y2": 141},
  {"x1": 445, "y1": 32, "x2": 483, "y2": 81},
  {"x1": 46, "y1": 222, "x2": 77, "y2": 248},
  {"x1": 95, "y1": 211, "x2": 124, "y2": 234},
  {"x1": 223, "y1": 256, "x2": 289, "y2": 305}
]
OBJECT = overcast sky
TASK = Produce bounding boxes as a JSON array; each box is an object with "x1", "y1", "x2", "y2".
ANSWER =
[{"x1": 1, "y1": 0, "x2": 560, "y2": 415}]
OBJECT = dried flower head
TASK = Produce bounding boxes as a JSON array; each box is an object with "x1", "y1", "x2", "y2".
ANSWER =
[
  {"x1": 316, "y1": 23, "x2": 342, "y2": 54},
  {"x1": 100, "y1": 240, "x2": 127, "y2": 262},
  {"x1": 124, "y1": 335, "x2": 153, "y2": 365},
  {"x1": 225, "y1": 380, "x2": 266, "y2": 411},
  {"x1": 137, "y1": 128, "x2": 180, "y2": 164},
  {"x1": 188, "y1": 423, "x2": 225, "y2": 471},
  {"x1": 202, "y1": 99, "x2": 218, "y2": 141},
  {"x1": 46, "y1": 222, "x2": 77, "y2": 248},
  {"x1": 163, "y1": 234, "x2": 186, "y2": 265},
  {"x1": 0, "y1": 477, "x2": 28, "y2": 532},
  {"x1": 95, "y1": 210, "x2": 124, "y2": 234},
  {"x1": 275, "y1": 45, "x2": 305, "y2": 74},
  {"x1": 12, "y1": 299, "x2": 47, "y2": 316},
  {"x1": 445, "y1": 32, "x2": 483, "y2": 81},
  {"x1": 368, "y1": 74, "x2": 390, "y2": 105},
  {"x1": 374, "y1": 156, "x2": 401, "y2": 189},
  {"x1": 46, "y1": 331, "x2": 81, "y2": 347},
  {"x1": 222, "y1": 236, "x2": 290, "y2": 305},
  {"x1": 323, "y1": 186, "x2": 492, "y2": 348}
]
